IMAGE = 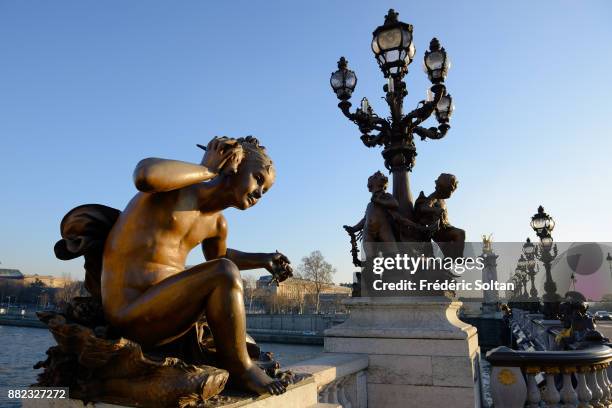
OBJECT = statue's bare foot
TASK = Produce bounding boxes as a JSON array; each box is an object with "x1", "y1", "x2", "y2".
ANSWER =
[{"x1": 239, "y1": 365, "x2": 286, "y2": 396}]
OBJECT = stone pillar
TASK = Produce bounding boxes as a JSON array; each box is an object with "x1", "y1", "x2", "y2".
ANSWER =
[
  {"x1": 481, "y1": 251, "x2": 500, "y2": 315},
  {"x1": 324, "y1": 297, "x2": 481, "y2": 408}
]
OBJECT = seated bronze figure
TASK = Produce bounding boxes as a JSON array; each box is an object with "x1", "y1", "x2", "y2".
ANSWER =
[
  {"x1": 344, "y1": 171, "x2": 463, "y2": 257},
  {"x1": 343, "y1": 171, "x2": 465, "y2": 289},
  {"x1": 39, "y1": 136, "x2": 294, "y2": 406},
  {"x1": 414, "y1": 173, "x2": 465, "y2": 260}
]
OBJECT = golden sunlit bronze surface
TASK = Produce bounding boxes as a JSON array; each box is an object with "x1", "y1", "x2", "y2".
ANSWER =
[
  {"x1": 102, "y1": 136, "x2": 291, "y2": 395},
  {"x1": 40, "y1": 136, "x2": 295, "y2": 406}
]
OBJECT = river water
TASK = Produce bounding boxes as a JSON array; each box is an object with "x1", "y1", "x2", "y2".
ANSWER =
[{"x1": 0, "y1": 325, "x2": 323, "y2": 407}]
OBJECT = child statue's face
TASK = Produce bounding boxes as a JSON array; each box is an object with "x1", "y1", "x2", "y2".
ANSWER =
[
  {"x1": 435, "y1": 175, "x2": 454, "y2": 199},
  {"x1": 228, "y1": 161, "x2": 275, "y2": 210},
  {"x1": 367, "y1": 176, "x2": 386, "y2": 193}
]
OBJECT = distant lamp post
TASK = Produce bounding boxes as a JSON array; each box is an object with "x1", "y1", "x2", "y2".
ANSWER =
[
  {"x1": 569, "y1": 273, "x2": 578, "y2": 292},
  {"x1": 510, "y1": 274, "x2": 521, "y2": 301},
  {"x1": 530, "y1": 205, "x2": 556, "y2": 236},
  {"x1": 523, "y1": 238, "x2": 539, "y2": 306},
  {"x1": 509, "y1": 251, "x2": 527, "y2": 305},
  {"x1": 517, "y1": 254, "x2": 527, "y2": 272},
  {"x1": 519, "y1": 269, "x2": 529, "y2": 299},
  {"x1": 531, "y1": 206, "x2": 559, "y2": 319},
  {"x1": 516, "y1": 256, "x2": 529, "y2": 300},
  {"x1": 331, "y1": 9, "x2": 453, "y2": 223},
  {"x1": 607, "y1": 252, "x2": 612, "y2": 278}
]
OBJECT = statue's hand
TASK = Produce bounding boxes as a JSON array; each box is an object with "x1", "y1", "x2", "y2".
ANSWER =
[
  {"x1": 202, "y1": 137, "x2": 244, "y2": 175},
  {"x1": 343, "y1": 225, "x2": 354, "y2": 234},
  {"x1": 265, "y1": 251, "x2": 293, "y2": 285}
]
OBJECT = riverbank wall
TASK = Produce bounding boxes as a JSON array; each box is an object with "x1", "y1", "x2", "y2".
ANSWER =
[
  {"x1": 246, "y1": 313, "x2": 347, "y2": 345},
  {"x1": 0, "y1": 312, "x2": 349, "y2": 343}
]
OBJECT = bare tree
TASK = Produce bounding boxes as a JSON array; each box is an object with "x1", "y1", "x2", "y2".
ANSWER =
[
  {"x1": 293, "y1": 279, "x2": 309, "y2": 314},
  {"x1": 298, "y1": 250, "x2": 336, "y2": 314},
  {"x1": 54, "y1": 281, "x2": 85, "y2": 307},
  {"x1": 287, "y1": 272, "x2": 312, "y2": 314},
  {"x1": 242, "y1": 274, "x2": 259, "y2": 313}
]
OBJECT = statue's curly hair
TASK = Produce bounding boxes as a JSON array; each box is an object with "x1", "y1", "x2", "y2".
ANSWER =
[
  {"x1": 438, "y1": 173, "x2": 458, "y2": 192},
  {"x1": 237, "y1": 136, "x2": 273, "y2": 170},
  {"x1": 368, "y1": 171, "x2": 388, "y2": 189}
]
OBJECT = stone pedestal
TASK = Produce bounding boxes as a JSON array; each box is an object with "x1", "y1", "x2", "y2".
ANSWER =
[
  {"x1": 324, "y1": 297, "x2": 481, "y2": 408},
  {"x1": 481, "y1": 251, "x2": 500, "y2": 315}
]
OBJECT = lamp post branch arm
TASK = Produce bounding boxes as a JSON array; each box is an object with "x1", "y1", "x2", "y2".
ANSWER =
[
  {"x1": 338, "y1": 100, "x2": 392, "y2": 147},
  {"x1": 401, "y1": 83, "x2": 446, "y2": 130},
  {"x1": 413, "y1": 124, "x2": 450, "y2": 140}
]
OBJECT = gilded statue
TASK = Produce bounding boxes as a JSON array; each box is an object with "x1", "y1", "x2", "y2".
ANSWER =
[{"x1": 38, "y1": 136, "x2": 294, "y2": 406}]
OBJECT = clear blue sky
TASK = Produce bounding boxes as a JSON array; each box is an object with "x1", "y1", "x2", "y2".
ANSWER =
[{"x1": 1, "y1": 1, "x2": 611, "y2": 284}]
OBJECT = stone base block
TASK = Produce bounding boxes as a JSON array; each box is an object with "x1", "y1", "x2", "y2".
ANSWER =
[
  {"x1": 368, "y1": 383, "x2": 477, "y2": 408},
  {"x1": 324, "y1": 296, "x2": 481, "y2": 408}
]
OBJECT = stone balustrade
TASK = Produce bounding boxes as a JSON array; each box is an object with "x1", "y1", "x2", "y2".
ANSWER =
[
  {"x1": 287, "y1": 353, "x2": 369, "y2": 408},
  {"x1": 486, "y1": 345, "x2": 612, "y2": 407},
  {"x1": 511, "y1": 309, "x2": 561, "y2": 351}
]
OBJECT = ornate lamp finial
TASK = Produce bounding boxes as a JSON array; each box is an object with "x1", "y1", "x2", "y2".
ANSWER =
[{"x1": 384, "y1": 9, "x2": 399, "y2": 25}]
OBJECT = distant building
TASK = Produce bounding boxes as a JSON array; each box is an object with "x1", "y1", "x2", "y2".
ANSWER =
[
  {"x1": 23, "y1": 274, "x2": 72, "y2": 288},
  {"x1": 0, "y1": 269, "x2": 72, "y2": 288},
  {"x1": 0, "y1": 269, "x2": 24, "y2": 280},
  {"x1": 256, "y1": 276, "x2": 351, "y2": 313},
  {"x1": 257, "y1": 276, "x2": 351, "y2": 295}
]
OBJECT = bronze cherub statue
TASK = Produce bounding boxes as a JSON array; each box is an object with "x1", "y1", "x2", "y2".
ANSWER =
[
  {"x1": 38, "y1": 136, "x2": 294, "y2": 406},
  {"x1": 343, "y1": 171, "x2": 465, "y2": 291},
  {"x1": 414, "y1": 173, "x2": 465, "y2": 260},
  {"x1": 343, "y1": 171, "x2": 436, "y2": 264}
]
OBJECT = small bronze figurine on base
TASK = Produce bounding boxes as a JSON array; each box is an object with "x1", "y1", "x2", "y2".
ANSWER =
[
  {"x1": 414, "y1": 173, "x2": 465, "y2": 260},
  {"x1": 37, "y1": 136, "x2": 295, "y2": 407},
  {"x1": 343, "y1": 171, "x2": 427, "y2": 262},
  {"x1": 343, "y1": 172, "x2": 465, "y2": 294},
  {"x1": 344, "y1": 172, "x2": 464, "y2": 259}
]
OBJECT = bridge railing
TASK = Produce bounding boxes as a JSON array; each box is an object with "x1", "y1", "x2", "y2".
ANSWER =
[
  {"x1": 486, "y1": 344, "x2": 612, "y2": 407},
  {"x1": 511, "y1": 308, "x2": 561, "y2": 351}
]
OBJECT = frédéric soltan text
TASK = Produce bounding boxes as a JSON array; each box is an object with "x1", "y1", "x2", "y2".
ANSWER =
[{"x1": 371, "y1": 254, "x2": 513, "y2": 293}]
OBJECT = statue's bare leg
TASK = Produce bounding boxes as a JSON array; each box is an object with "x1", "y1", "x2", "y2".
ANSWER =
[
  {"x1": 105, "y1": 258, "x2": 286, "y2": 395},
  {"x1": 433, "y1": 227, "x2": 465, "y2": 260}
]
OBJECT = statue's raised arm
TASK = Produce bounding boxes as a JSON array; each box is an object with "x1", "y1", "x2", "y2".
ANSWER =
[{"x1": 133, "y1": 136, "x2": 244, "y2": 193}]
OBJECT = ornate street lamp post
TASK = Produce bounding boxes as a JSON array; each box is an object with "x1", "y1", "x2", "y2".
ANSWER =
[
  {"x1": 515, "y1": 256, "x2": 529, "y2": 309},
  {"x1": 330, "y1": 9, "x2": 453, "y2": 228},
  {"x1": 509, "y1": 274, "x2": 520, "y2": 301},
  {"x1": 523, "y1": 237, "x2": 539, "y2": 310},
  {"x1": 568, "y1": 272, "x2": 578, "y2": 292},
  {"x1": 507, "y1": 276, "x2": 517, "y2": 301},
  {"x1": 531, "y1": 206, "x2": 559, "y2": 319},
  {"x1": 521, "y1": 271, "x2": 529, "y2": 300},
  {"x1": 510, "y1": 266, "x2": 527, "y2": 308}
]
